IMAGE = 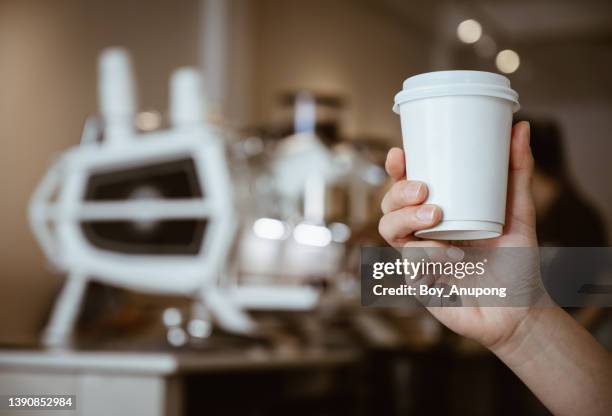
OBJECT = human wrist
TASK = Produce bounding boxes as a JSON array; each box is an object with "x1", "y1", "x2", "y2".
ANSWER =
[{"x1": 488, "y1": 306, "x2": 550, "y2": 365}]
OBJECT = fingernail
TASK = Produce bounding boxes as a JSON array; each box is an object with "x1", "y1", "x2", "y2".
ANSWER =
[
  {"x1": 404, "y1": 182, "x2": 423, "y2": 201},
  {"x1": 416, "y1": 205, "x2": 436, "y2": 222}
]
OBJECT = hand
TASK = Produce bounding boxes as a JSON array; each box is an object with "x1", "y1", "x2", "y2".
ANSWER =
[{"x1": 378, "y1": 121, "x2": 542, "y2": 349}]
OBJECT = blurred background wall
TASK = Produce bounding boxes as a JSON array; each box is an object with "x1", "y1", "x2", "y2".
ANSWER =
[
  {"x1": 1, "y1": 0, "x2": 611, "y2": 345},
  {"x1": 251, "y1": 0, "x2": 431, "y2": 139}
]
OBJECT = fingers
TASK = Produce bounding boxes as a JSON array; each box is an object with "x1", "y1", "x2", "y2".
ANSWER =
[
  {"x1": 385, "y1": 147, "x2": 405, "y2": 180},
  {"x1": 510, "y1": 121, "x2": 534, "y2": 174},
  {"x1": 378, "y1": 204, "x2": 442, "y2": 245},
  {"x1": 506, "y1": 121, "x2": 537, "y2": 232},
  {"x1": 380, "y1": 150, "x2": 440, "y2": 245},
  {"x1": 381, "y1": 179, "x2": 428, "y2": 214}
]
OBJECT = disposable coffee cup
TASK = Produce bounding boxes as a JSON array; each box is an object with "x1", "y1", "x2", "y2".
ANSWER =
[{"x1": 393, "y1": 70, "x2": 520, "y2": 240}]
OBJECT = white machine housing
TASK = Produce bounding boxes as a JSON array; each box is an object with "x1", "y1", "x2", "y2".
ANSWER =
[{"x1": 29, "y1": 48, "x2": 250, "y2": 347}]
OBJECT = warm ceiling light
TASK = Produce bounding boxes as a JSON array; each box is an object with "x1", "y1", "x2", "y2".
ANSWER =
[
  {"x1": 496, "y1": 49, "x2": 520, "y2": 74},
  {"x1": 135, "y1": 110, "x2": 162, "y2": 131},
  {"x1": 457, "y1": 19, "x2": 482, "y2": 44}
]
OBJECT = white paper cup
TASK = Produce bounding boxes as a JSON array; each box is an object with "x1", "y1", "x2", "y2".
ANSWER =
[{"x1": 393, "y1": 70, "x2": 520, "y2": 240}]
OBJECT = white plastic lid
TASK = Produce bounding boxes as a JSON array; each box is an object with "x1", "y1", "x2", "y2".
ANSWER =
[{"x1": 393, "y1": 70, "x2": 519, "y2": 113}]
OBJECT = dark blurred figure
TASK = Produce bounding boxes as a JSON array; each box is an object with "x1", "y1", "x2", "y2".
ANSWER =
[
  {"x1": 527, "y1": 116, "x2": 609, "y2": 332},
  {"x1": 525, "y1": 117, "x2": 610, "y2": 336},
  {"x1": 528, "y1": 118, "x2": 608, "y2": 246},
  {"x1": 492, "y1": 116, "x2": 612, "y2": 416}
]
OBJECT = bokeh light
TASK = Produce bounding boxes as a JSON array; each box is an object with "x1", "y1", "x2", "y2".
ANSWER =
[
  {"x1": 135, "y1": 110, "x2": 162, "y2": 131},
  {"x1": 495, "y1": 49, "x2": 520, "y2": 74},
  {"x1": 457, "y1": 19, "x2": 482, "y2": 44}
]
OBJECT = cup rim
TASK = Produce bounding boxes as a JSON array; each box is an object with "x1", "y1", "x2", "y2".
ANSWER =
[{"x1": 393, "y1": 70, "x2": 520, "y2": 114}]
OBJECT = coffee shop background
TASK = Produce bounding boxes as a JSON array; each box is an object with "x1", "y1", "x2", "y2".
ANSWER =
[{"x1": 0, "y1": 0, "x2": 611, "y2": 414}]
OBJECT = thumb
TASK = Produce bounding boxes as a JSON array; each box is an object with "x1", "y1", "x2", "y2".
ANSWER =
[{"x1": 506, "y1": 121, "x2": 537, "y2": 232}]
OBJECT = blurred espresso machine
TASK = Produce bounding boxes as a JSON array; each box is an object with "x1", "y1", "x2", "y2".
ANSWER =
[
  {"x1": 235, "y1": 92, "x2": 386, "y2": 295},
  {"x1": 29, "y1": 48, "x2": 333, "y2": 349},
  {"x1": 28, "y1": 42, "x2": 391, "y2": 351}
]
